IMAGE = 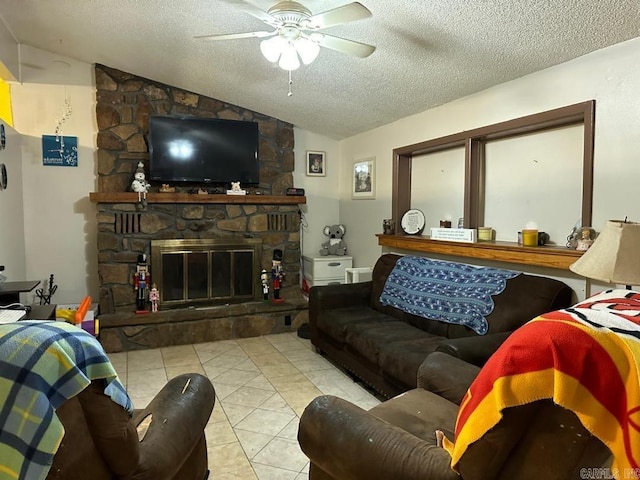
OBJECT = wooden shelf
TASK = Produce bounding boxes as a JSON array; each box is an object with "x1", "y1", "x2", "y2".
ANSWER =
[
  {"x1": 377, "y1": 234, "x2": 584, "y2": 270},
  {"x1": 89, "y1": 192, "x2": 306, "y2": 205}
]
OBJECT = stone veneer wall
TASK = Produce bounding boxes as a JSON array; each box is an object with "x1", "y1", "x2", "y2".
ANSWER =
[{"x1": 94, "y1": 65, "x2": 300, "y2": 313}]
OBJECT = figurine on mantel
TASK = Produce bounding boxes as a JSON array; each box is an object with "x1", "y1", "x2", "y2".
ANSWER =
[
  {"x1": 159, "y1": 183, "x2": 175, "y2": 193},
  {"x1": 227, "y1": 181, "x2": 246, "y2": 195},
  {"x1": 131, "y1": 161, "x2": 151, "y2": 205}
]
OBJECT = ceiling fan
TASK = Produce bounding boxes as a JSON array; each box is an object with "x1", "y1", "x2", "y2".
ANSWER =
[{"x1": 195, "y1": 1, "x2": 376, "y2": 72}]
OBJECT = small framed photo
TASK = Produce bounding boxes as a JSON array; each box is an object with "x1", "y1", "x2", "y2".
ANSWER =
[
  {"x1": 306, "y1": 151, "x2": 326, "y2": 177},
  {"x1": 352, "y1": 157, "x2": 376, "y2": 199}
]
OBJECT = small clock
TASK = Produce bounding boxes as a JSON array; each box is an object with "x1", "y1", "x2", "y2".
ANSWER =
[
  {"x1": 0, "y1": 163, "x2": 7, "y2": 190},
  {"x1": 401, "y1": 209, "x2": 426, "y2": 235}
]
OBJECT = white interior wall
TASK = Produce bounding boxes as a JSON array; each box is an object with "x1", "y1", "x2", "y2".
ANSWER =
[
  {"x1": 411, "y1": 148, "x2": 466, "y2": 232},
  {"x1": 483, "y1": 125, "x2": 584, "y2": 243},
  {"x1": 0, "y1": 16, "x2": 18, "y2": 81},
  {"x1": 407, "y1": 124, "x2": 584, "y2": 244},
  {"x1": 0, "y1": 122, "x2": 26, "y2": 284},
  {"x1": 338, "y1": 36, "x2": 640, "y2": 300},
  {"x1": 293, "y1": 128, "x2": 340, "y2": 258},
  {"x1": 10, "y1": 45, "x2": 97, "y2": 305}
]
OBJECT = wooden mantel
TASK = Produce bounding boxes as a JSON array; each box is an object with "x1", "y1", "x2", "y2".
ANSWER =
[
  {"x1": 89, "y1": 192, "x2": 306, "y2": 205},
  {"x1": 377, "y1": 234, "x2": 584, "y2": 270}
]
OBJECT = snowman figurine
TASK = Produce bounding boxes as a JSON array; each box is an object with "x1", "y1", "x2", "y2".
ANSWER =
[{"x1": 131, "y1": 161, "x2": 150, "y2": 203}]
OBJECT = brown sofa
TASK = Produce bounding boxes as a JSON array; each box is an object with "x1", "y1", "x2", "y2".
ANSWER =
[
  {"x1": 309, "y1": 253, "x2": 572, "y2": 398},
  {"x1": 298, "y1": 352, "x2": 611, "y2": 480}
]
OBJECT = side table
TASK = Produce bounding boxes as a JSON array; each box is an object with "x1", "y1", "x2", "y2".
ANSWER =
[{"x1": 0, "y1": 280, "x2": 40, "y2": 305}]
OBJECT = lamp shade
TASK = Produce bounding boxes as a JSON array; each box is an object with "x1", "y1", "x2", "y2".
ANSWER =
[
  {"x1": 278, "y1": 43, "x2": 300, "y2": 71},
  {"x1": 295, "y1": 37, "x2": 320, "y2": 65},
  {"x1": 260, "y1": 31, "x2": 320, "y2": 71},
  {"x1": 570, "y1": 220, "x2": 640, "y2": 285},
  {"x1": 260, "y1": 36, "x2": 286, "y2": 63}
]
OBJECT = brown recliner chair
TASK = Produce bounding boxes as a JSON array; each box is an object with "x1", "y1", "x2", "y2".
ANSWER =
[
  {"x1": 46, "y1": 372, "x2": 215, "y2": 480},
  {"x1": 298, "y1": 353, "x2": 611, "y2": 480}
]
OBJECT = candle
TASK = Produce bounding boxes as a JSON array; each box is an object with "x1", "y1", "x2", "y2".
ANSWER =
[
  {"x1": 522, "y1": 228, "x2": 538, "y2": 247},
  {"x1": 478, "y1": 227, "x2": 492, "y2": 241}
]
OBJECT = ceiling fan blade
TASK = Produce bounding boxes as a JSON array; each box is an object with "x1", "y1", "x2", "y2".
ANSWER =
[
  {"x1": 315, "y1": 33, "x2": 375, "y2": 58},
  {"x1": 219, "y1": 0, "x2": 280, "y2": 27},
  {"x1": 194, "y1": 31, "x2": 275, "y2": 41},
  {"x1": 305, "y1": 2, "x2": 372, "y2": 29}
]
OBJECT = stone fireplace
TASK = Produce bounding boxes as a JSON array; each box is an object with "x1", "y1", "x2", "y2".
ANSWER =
[
  {"x1": 93, "y1": 65, "x2": 309, "y2": 352},
  {"x1": 94, "y1": 64, "x2": 302, "y2": 314}
]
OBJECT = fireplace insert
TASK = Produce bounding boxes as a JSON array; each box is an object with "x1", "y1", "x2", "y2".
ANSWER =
[{"x1": 151, "y1": 238, "x2": 262, "y2": 309}]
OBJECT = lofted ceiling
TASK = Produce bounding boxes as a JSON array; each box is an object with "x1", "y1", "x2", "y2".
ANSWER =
[{"x1": 0, "y1": 0, "x2": 639, "y2": 140}]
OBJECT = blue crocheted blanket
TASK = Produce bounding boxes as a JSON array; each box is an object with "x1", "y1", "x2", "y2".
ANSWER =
[
  {"x1": 0, "y1": 320, "x2": 132, "y2": 480},
  {"x1": 380, "y1": 256, "x2": 520, "y2": 334}
]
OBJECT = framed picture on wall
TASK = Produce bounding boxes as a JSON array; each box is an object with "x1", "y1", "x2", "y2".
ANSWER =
[
  {"x1": 306, "y1": 151, "x2": 326, "y2": 176},
  {"x1": 352, "y1": 157, "x2": 376, "y2": 199}
]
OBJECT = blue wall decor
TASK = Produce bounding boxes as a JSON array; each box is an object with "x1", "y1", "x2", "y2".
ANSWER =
[{"x1": 42, "y1": 135, "x2": 78, "y2": 166}]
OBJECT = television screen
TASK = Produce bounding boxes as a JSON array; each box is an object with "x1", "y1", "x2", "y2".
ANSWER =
[{"x1": 148, "y1": 116, "x2": 260, "y2": 185}]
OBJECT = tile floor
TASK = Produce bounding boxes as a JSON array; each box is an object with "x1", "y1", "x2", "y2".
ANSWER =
[{"x1": 107, "y1": 332, "x2": 382, "y2": 479}]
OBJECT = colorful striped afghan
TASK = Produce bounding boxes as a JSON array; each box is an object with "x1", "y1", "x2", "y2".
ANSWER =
[
  {"x1": 443, "y1": 289, "x2": 640, "y2": 477},
  {"x1": 0, "y1": 320, "x2": 132, "y2": 480}
]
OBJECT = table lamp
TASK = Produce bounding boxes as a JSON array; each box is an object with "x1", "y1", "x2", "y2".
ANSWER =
[{"x1": 569, "y1": 219, "x2": 640, "y2": 289}]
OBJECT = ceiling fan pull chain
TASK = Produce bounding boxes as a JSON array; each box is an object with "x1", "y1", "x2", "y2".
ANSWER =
[{"x1": 288, "y1": 70, "x2": 293, "y2": 97}]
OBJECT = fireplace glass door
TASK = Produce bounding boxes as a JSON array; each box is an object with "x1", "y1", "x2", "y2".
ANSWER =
[{"x1": 152, "y1": 239, "x2": 262, "y2": 308}]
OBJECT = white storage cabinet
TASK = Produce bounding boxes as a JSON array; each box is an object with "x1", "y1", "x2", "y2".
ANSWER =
[{"x1": 303, "y1": 254, "x2": 353, "y2": 288}]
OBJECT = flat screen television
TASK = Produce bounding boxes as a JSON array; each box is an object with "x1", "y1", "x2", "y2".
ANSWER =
[{"x1": 148, "y1": 115, "x2": 260, "y2": 185}]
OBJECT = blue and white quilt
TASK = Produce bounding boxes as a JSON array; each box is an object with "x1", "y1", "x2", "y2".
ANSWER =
[
  {"x1": 379, "y1": 256, "x2": 520, "y2": 335},
  {"x1": 0, "y1": 320, "x2": 132, "y2": 480}
]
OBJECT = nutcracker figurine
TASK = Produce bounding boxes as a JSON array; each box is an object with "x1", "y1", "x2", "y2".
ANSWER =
[
  {"x1": 260, "y1": 269, "x2": 270, "y2": 301},
  {"x1": 271, "y1": 249, "x2": 285, "y2": 304},
  {"x1": 134, "y1": 254, "x2": 150, "y2": 313}
]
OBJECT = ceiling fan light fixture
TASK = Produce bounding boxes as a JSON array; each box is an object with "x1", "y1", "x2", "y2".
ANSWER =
[
  {"x1": 295, "y1": 36, "x2": 320, "y2": 65},
  {"x1": 279, "y1": 43, "x2": 301, "y2": 70},
  {"x1": 260, "y1": 35, "x2": 286, "y2": 63},
  {"x1": 202, "y1": 0, "x2": 376, "y2": 85}
]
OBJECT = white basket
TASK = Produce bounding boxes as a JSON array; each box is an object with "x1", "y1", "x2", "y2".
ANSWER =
[{"x1": 344, "y1": 267, "x2": 373, "y2": 284}]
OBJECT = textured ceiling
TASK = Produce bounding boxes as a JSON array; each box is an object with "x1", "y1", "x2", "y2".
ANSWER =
[{"x1": 1, "y1": 0, "x2": 639, "y2": 139}]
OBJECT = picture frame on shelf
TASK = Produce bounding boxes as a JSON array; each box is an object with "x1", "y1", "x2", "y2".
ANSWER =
[
  {"x1": 306, "y1": 151, "x2": 326, "y2": 177},
  {"x1": 352, "y1": 157, "x2": 375, "y2": 199}
]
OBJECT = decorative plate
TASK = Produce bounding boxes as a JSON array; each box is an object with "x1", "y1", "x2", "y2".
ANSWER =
[{"x1": 400, "y1": 209, "x2": 425, "y2": 235}]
